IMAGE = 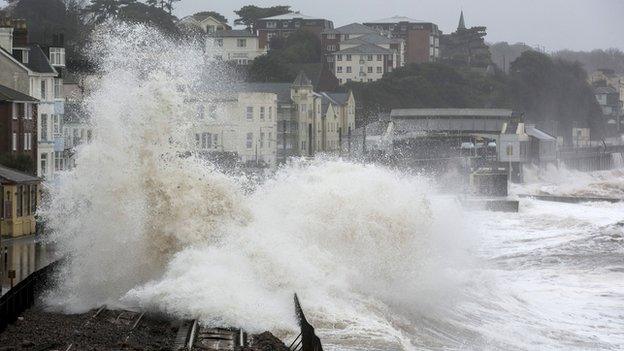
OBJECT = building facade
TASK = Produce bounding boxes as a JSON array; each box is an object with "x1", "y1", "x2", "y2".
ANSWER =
[
  {"x1": 330, "y1": 44, "x2": 398, "y2": 84},
  {"x1": 0, "y1": 85, "x2": 38, "y2": 174},
  {"x1": 0, "y1": 164, "x2": 41, "y2": 237},
  {"x1": 210, "y1": 30, "x2": 267, "y2": 65},
  {"x1": 255, "y1": 12, "x2": 334, "y2": 50},
  {"x1": 0, "y1": 19, "x2": 66, "y2": 180},
  {"x1": 593, "y1": 85, "x2": 622, "y2": 134},
  {"x1": 178, "y1": 14, "x2": 231, "y2": 34},
  {"x1": 195, "y1": 92, "x2": 278, "y2": 168},
  {"x1": 363, "y1": 16, "x2": 440, "y2": 64}
]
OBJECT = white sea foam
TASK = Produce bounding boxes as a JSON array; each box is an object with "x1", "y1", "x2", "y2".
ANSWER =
[{"x1": 40, "y1": 23, "x2": 624, "y2": 350}]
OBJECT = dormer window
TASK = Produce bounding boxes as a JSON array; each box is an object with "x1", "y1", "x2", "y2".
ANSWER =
[
  {"x1": 22, "y1": 49, "x2": 28, "y2": 64},
  {"x1": 49, "y1": 47, "x2": 65, "y2": 66},
  {"x1": 266, "y1": 21, "x2": 277, "y2": 28}
]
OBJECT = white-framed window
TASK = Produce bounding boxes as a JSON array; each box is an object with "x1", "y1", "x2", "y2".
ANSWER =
[
  {"x1": 260, "y1": 132, "x2": 265, "y2": 148},
  {"x1": 367, "y1": 55, "x2": 373, "y2": 61},
  {"x1": 346, "y1": 67, "x2": 352, "y2": 73},
  {"x1": 237, "y1": 38, "x2": 247, "y2": 47},
  {"x1": 260, "y1": 106, "x2": 265, "y2": 119},
  {"x1": 266, "y1": 21, "x2": 277, "y2": 28},
  {"x1": 54, "y1": 78, "x2": 63, "y2": 99},
  {"x1": 377, "y1": 67, "x2": 383, "y2": 73},
  {"x1": 12, "y1": 133, "x2": 17, "y2": 151},
  {"x1": 12, "y1": 103, "x2": 18, "y2": 119},
  {"x1": 337, "y1": 54, "x2": 342, "y2": 61},
  {"x1": 246, "y1": 106, "x2": 253, "y2": 120},
  {"x1": 201, "y1": 132, "x2": 211, "y2": 149},
  {"x1": 54, "y1": 151, "x2": 63, "y2": 171},
  {"x1": 367, "y1": 67, "x2": 373, "y2": 73},
  {"x1": 40, "y1": 114, "x2": 48, "y2": 141},
  {"x1": 327, "y1": 45, "x2": 335, "y2": 51},
  {"x1": 337, "y1": 66, "x2": 343, "y2": 73},
  {"x1": 53, "y1": 114, "x2": 61, "y2": 134},
  {"x1": 326, "y1": 34, "x2": 335, "y2": 40},
  {"x1": 346, "y1": 54, "x2": 352, "y2": 61},
  {"x1": 343, "y1": 34, "x2": 350, "y2": 40},
  {"x1": 40, "y1": 80, "x2": 46, "y2": 100},
  {"x1": 25, "y1": 103, "x2": 31, "y2": 120},
  {"x1": 377, "y1": 54, "x2": 383, "y2": 61},
  {"x1": 268, "y1": 106, "x2": 273, "y2": 120},
  {"x1": 246, "y1": 133, "x2": 253, "y2": 149},
  {"x1": 49, "y1": 47, "x2": 65, "y2": 66},
  {"x1": 40, "y1": 154, "x2": 47, "y2": 176},
  {"x1": 23, "y1": 133, "x2": 27, "y2": 150}
]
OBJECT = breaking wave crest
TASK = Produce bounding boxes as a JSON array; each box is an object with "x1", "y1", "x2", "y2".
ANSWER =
[{"x1": 40, "y1": 23, "x2": 470, "y2": 349}]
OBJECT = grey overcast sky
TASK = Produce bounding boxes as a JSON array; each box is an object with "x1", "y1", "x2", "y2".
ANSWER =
[{"x1": 174, "y1": 0, "x2": 624, "y2": 51}]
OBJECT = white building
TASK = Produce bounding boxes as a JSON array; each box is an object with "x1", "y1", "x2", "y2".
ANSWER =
[
  {"x1": 210, "y1": 30, "x2": 267, "y2": 65},
  {"x1": 178, "y1": 14, "x2": 231, "y2": 34},
  {"x1": 195, "y1": 92, "x2": 278, "y2": 167},
  {"x1": 331, "y1": 43, "x2": 398, "y2": 84}
]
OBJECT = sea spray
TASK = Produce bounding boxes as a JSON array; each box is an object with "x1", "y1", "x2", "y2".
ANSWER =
[{"x1": 38, "y1": 23, "x2": 472, "y2": 348}]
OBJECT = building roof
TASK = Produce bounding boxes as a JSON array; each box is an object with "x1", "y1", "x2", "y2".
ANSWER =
[
  {"x1": 0, "y1": 84, "x2": 37, "y2": 102},
  {"x1": 458, "y1": 10, "x2": 466, "y2": 30},
  {"x1": 287, "y1": 63, "x2": 339, "y2": 91},
  {"x1": 365, "y1": 16, "x2": 425, "y2": 24},
  {"x1": 334, "y1": 43, "x2": 392, "y2": 55},
  {"x1": 260, "y1": 12, "x2": 322, "y2": 21},
  {"x1": 211, "y1": 29, "x2": 256, "y2": 38},
  {"x1": 322, "y1": 23, "x2": 377, "y2": 35},
  {"x1": 340, "y1": 33, "x2": 402, "y2": 46},
  {"x1": 594, "y1": 86, "x2": 618, "y2": 94},
  {"x1": 392, "y1": 108, "x2": 515, "y2": 119},
  {"x1": 293, "y1": 71, "x2": 312, "y2": 86},
  {"x1": 318, "y1": 92, "x2": 350, "y2": 114},
  {"x1": 225, "y1": 83, "x2": 293, "y2": 103},
  {"x1": 526, "y1": 125, "x2": 556, "y2": 141},
  {"x1": 24, "y1": 44, "x2": 56, "y2": 74},
  {"x1": 0, "y1": 164, "x2": 40, "y2": 184}
]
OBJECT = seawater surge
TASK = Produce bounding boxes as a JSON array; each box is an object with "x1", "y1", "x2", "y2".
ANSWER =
[{"x1": 40, "y1": 23, "x2": 624, "y2": 350}]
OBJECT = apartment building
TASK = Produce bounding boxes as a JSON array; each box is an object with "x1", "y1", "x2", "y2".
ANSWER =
[
  {"x1": 210, "y1": 30, "x2": 267, "y2": 65},
  {"x1": 321, "y1": 23, "x2": 405, "y2": 71},
  {"x1": 0, "y1": 19, "x2": 65, "y2": 180},
  {"x1": 255, "y1": 12, "x2": 334, "y2": 50},
  {"x1": 195, "y1": 92, "x2": 278, "y2": 168},
  {"x1": 363, "y1": 16, "x2": 440, "y2": 64},
  {"x1": 330, "y1": 44, "x2": 398, "y2": 84},
  {"x1": 0, "y1": 84, "x2": 38, "y2": 173}
]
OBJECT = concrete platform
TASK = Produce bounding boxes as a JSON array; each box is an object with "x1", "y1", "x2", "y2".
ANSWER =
[
  {"x1": 460, "y1": 198, "x2": 519, "y2": 212},
  {"x1": 518, "y1": 194, "x2": 622, "y2": 204}
]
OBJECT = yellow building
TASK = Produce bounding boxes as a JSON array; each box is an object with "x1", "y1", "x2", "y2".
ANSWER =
[{"x1": 0, "y1": 165, "x2": 41, "y2": 237}]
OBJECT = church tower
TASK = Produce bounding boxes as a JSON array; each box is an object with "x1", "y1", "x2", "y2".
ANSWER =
[{"x1": 458, "y1": 10, "x2": 466, "y2": 31}]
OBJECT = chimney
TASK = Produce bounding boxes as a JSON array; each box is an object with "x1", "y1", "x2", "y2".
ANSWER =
[
  {"x1": 12, "y1": 19, "x2": 28, "y2": 47},
  {"x1": 0, "y1": 18, "x2": 13, "y2": 52}
]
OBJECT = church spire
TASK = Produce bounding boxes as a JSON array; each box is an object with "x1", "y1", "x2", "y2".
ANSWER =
[{"x1": 458, "y1": 10, "x2": 466, "y2": 30}]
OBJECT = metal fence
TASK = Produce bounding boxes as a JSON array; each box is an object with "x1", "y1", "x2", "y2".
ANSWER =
[
  {"x1": 289, "y1": 294, "x2": 323, "y2": 351},
  {"x1": 0, "y1": 260, "x2": 60, "y2": 332}
]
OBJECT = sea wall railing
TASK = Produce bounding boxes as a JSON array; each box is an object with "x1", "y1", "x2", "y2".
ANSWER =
[
  {"x1": 289, "y1": 294, "x2": 323, "y2": 351},
  {"x1": 0, "y1": 259, "x2": 61, "y2": 332}
]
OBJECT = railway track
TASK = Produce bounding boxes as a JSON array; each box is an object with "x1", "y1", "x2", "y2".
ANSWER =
[{"x1": 174, "y1": 319, "x2": 247, "y2": 350}]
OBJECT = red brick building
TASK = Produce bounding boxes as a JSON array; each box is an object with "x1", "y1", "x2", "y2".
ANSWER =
[
  {"x1": 363, "y1": 16, "x2": 440, "y2": 64},
  {"x1": 254, "y1": 12, "x2": 334, "y2": 50},
  {"x1": 0, "y1": 84, "x2": 38, "y2": 174}
]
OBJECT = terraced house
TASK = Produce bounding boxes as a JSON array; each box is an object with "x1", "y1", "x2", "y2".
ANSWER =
[{"x1": 0, "y1": 19, "x2": 66, "y2": 180}]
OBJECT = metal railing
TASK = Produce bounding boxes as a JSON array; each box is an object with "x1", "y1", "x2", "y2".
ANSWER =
[
  {"x1": 289, "y1": 294, "x2": 323, "y2": 351},
  {"x1": 0, "y1": 260, "x2": 61, "y2": 332}
]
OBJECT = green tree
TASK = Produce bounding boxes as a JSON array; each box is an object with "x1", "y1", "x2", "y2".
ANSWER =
[
  {"x1": 83, "y1": 0, "x2": 135, "y2": 24},
  {"x1": 234, "y1": 5, "x2": 290, "y2": 28},
  {"x1": 119, "y1": 1, "x2": 179, "y2": 35}
]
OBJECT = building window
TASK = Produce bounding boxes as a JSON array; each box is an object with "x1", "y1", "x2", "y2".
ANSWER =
[
  {"x1": 337, "y1": 54, "x2": 342, "y2": 61},
  {"x1": 237, "y1": 39, "x2": 247, "y2": 47},
  {"x1": 25, "y1": 103, "x2": 31, "y2": 120},
  {"x1": 49, "y1": 47, "x2": 65, "y2": 66},
  {"x1": 201, "y1": 132, "x2": 212, "y2": 149},
  {"x1": 327, "y1": 45, "x2": 335, "y2": 51},
  {"x1": 246, "y1": 106, "x2": 253, "y2": 120},
  {"x1": 12, "y1": 133, "x2": 17, "y2": 151},
  {"x1": 377, "y1": 67, "x2": 382, "y2": 73},
  {"x1": 40, "y1": 154, "x2": 47, "y2": 176},
  {"x1": 266, "y1": 21, "x2": 277, "y2": 28},
  {"x1": 346, "y1": 67, "x2": 352, "y2": 73},
  {"x1": 346, "y1": 54, "x2": 352, "y2": 61},
  {"x1": 326, "y1": 34, "x2": 336, "y2": 39},
  {"x1": 268, "y1": 106, "x2": 273, "y2": 120},
  {"x1": 246, "y1": 133, "x2": 253, "y2": 149},
  {"x1": 260, "y1": 106, "x2": 265, "y2": 119},
  {"x1": 268, "y1": 132, "x2": 272, "y2": 148},
  {"x1": 22, "y1": 49, "x2": 29, "y2": 64},
  {"x1": 40, "y1": 80, "x2": 46, "y2": 100},
  {"x1": 41, "y1": 114, "x2": 48, "y2": 141},
  {"x1": 377, "y1": 54, "x2": 383, "y2": 61},
  {"x1": 54, "y1": 78, "x2": 62, "y2": 99},
  {"x1": 54, "y1": 151, "x2": 63, "y2": 171},
  {"x1": 367, "y1": 55, "x2": 373, "y2": 61},
  {"x1": 53, "y1": 114, "x2": 61, "y2": 135},
  {"x1": 16, "y1": 186, "x2": 22, "y2": 217},
  {"x1": 337, "y1": 66, "x2": 343, "y2": 73},
  {"x1": 506, "y1": 144, "x2": 513, "y2": 156},
  {"x1": 282, "y1": 21, "x2": 290, "y2": 28},
  {"x1": 367, "y1": 67, "x2": 373, "y2": 73},
  {"x1": 343, "y1": 34, "x2": 350, "y2": 40},
  {"x1": 260, "y1": 132, "x2": 265, "y2": 148}
]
